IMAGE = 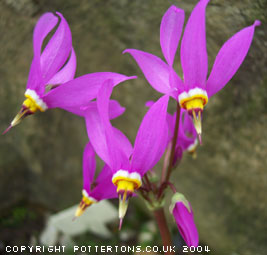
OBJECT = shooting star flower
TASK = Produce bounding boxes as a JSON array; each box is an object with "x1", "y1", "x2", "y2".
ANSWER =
[
  {"x1": 74, "y1": 142, "x2": 117, "y2": 219},
  {"x1": 124, "y1": 1, "x2": 260, "y2": 142},
  {"x1": 85, "y1": 79, "x2": 169, "y2": 229},
  {"x1": 4, "y1": 12, "x2": 136, "y2": 133}
]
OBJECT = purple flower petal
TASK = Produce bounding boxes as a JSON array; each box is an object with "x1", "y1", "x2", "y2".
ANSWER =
[
  {"x1": 173, "y1": 203, "x2": 199, "y2": 247},
  {"x1": 40, "y1": 12, "x2": 72, "y2": 84},
  {"x1": 57, "y1": 99, "x2": 125, "y2": 119},
  {"x1": 131, "y1": 95, "x2": 169, "y2": 175},
  {"x1": 171, "y1": 193, "x2": 199, "y2": 247},
  {"x1": 85, "y1": 104, "x2": 111, "y2": 168},
  {"x1": 96, "y1": 79, "x2": 130, "y2": 171},
  {"x1": 180, "y1": 0, "x2": 209, "y2": 89},
  {"x1": 113, "y1": 127, "x2": 133, "y2": 158},
  {"x1": 82, "y1": 142, "x2": 96, "y2": 193},
  {"x1": 47, "y1": 47, "x2": 77, "y2": 85},
  {"x1": 42, "y1": 72, "x2": 136, "y2": 109},
  {"x1": 123, "y1": 49, "x2": 173, "y2": 95},
  {"x1": 160, "y1": 5, "x2": 185, "y2": 67},
  {"x1": 27, "y1": 13, "x2": 58, "y2": 95},
  {"x1": 206, "y1": 20, "x2": 260, "y2": 97}
]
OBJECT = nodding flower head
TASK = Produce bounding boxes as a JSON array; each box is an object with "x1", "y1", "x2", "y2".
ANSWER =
[
  {"x1": 85, "y1": 79, "x2": 169, "y2": 229},
  {"x1": 4, "y1": 12, "x2": 136, "y2": 134},
  {"x1": 74, "y1": 142, "x2": 117, "y2": 220},
  {"x1": 124, "y1": 0, "x2": 260, "y2": 143}
]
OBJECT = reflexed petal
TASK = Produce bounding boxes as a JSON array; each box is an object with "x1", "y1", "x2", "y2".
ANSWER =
[
  {"x1": 57, "y1": 99, "x2": 125, "y2": 119},
  {"x1": 180, "y1": 0, "x2": 209, "y2": 89},
  {"x1": 123, "y1": 49, "x2": 173, "y2": 95},
  {"x1": 206, "y1": 20, "x2": 260, "y2": 97},
  {"x1": 85, "y1": 104, "x2": 111, "y2": 167},
  {"x1": 169, "y1": 68, "x2": 184, "y2": 98},
  {"x1": 131, "y1": 95, "x2": 169, "y2": 175},
  {"x1": 95, "y1": 164, "x2": 112, "y2": 184},
  {"x1": 160, "y1": 5, "x2": 185, "y2": 66},
  {"x1": 82, "y1": 142, "x2": 96, "y2": 193},
  {"x1": 42, "y1": 72, "x2": 136, "y2": 109},
  {"x1": 113, "y1": 127, "x2": 133, "y2": 158},
  {"x1": 92, "y1": 165, "x2": 117, "y2": 200},
  {"x1": 91, "y1": 179, "x2": 118, "y2": 201},
  {"x1": 47, "y1": 47, "x2": 77, "y2": 85},
  {"x1": 97, "y1": 80, "x2": 130, "y2": 171},
  {"x1": 27, "y1": 13, "x2": 58, "y2": 94},
  {"x1": 40, "y1": 12, "x2": 72, "y2": 83}
]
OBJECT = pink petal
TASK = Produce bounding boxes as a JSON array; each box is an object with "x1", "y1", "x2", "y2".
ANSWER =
[
  {"x1": 97, "y1": 80, "x2": 130, "y2": 171},
  {"x1": 57, "y1": 99, "x2": 125, "y2": 119},
  {"x1": 180, "y1": 0, "x2": 209, "y2": 89},
  {"x1": 95, "y1": 164, "x2": 112, "y2": 184},
  {"x1": 85, "y1": 104, "x2": 111, "y2": 168},
  {"x1": 82, "y1": 142, "x2": 96, "y2": 193},
  {"x1": 206, "y1": 20, "x2": 260, "y2": 97},
  {"x1": 131, "y1": 95, "x2": 169, "y2": 175},
  {"x1": 27, "y1": 13, "x2": 58, "y2": 95},
  {"x1": 42, "y1": 72, "x2": 136, "y2": 109},
  {"x1": 160, "y1": 5, "x2": 185, "y2": 67},
  {"x1": 47, "y1": 47, "x2": 77, "y2": 85},
  {"x1": 173, "y1": 202, "x2": 199, "y2": 247},
  {"x1": 113, "y1": 127, "x2": 133, "y2": 159},
  {"x1": 91, "y1": 181, "x2": 117, "y2": 200},
  {"x1": 40, "y1": 12, "x2": 72, "y2": 83},
  {"x1": 123, "y1": 49, "x2": 174, "y2": 95}
]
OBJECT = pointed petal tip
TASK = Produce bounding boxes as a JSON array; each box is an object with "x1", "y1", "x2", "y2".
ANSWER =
[
  {"x1": 198, "y1": 133, "x2": 202, "y2": 145},
  {"x1": 2, "y1": 125, "x2": 12, "y2": 135},
  {"x1": 254, "y1": 20, "x2": 261, "y2": 27},
  {"x1": 170, "y1": 5, "x2": 184, "y2": 13},
  {"x1": 122, "y1": 49, "x2": 131, "y2": 55},
  {"x1": 119, "y1": 218, "x2": 123, "y2": 231},
  {"x1": 128, "y1": 75, "x2": 138, "y2": 80}
]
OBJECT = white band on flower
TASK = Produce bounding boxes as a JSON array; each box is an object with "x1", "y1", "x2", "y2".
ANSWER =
[
  {"x1": 25, "y1": 89, "x2": 48, "y2": 111},
  {"x1": 178, "y1": 88, "x2": 208, "y2": 104},
  {"x1": 187, "y1": 138, "x2": 198, "y2": 152},
  {"x1": 82, "y1": 189, "x2": 97, "y2": 203},
  {"x1": 112, "y1": 170, "x2": 142, "y2": 183}
]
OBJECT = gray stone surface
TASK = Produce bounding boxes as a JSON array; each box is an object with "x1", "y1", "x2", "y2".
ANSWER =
[{"x1": 0, "y1": 0, "x2": 266, "y2": 254}]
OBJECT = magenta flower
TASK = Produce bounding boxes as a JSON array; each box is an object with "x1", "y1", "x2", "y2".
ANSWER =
[
  {"x1": 124, "y1": 1, "x2": 260, "y2": 142},
  {"x1": 170, "y1": 193, "x2": 199, "y2": 247},
  {"x1": 75, "y1": 142, "x2": 117, "y2": 218},
  {"x1": 5, "y1": 12, "x2": 136, "y2": 133},
  {"x1": 85, "y1": 79, "x2": 169, "y2": 228}
]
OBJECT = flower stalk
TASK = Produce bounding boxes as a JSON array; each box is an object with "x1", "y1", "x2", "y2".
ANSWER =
[{"x1": 153, "y1": 208, "x2": 174, "y2": 255}]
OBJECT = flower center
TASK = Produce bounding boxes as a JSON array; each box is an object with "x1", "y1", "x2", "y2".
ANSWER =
[
  {"x1": 24, "y1": 89, "x2": 48, "y2": 112},
  {"x1": 75, "y1": 190, "x2": 97, "y2": 218},
  {"x1": 112, "y1": 170, "x2": 142, "y2": 229},
  {"x1": 178, "y1": 88, "x2": 208, "y2": 111},
  {"x1": 178, "y1": 88, "x2": 208, "y2": 143}
]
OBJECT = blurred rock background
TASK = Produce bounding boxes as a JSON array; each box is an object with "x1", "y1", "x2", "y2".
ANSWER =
[{"x1": 0, "y1": 0, "x2": 266, "y2": 254}]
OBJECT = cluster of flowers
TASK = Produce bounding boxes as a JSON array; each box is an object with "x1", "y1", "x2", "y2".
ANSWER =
[{"x1": 5, "y1": 0, "x2": 259, "y2": 248}]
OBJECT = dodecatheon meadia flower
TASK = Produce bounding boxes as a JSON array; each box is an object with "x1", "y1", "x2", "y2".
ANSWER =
[
  {"x1": 123, "y1": 0, "x2": 260, "y2": 143},
  {"x1": 74, "y1": 142, "x2": 117, "y2": 219},
  {"x1": 169, "y1": 192, "x2": 199, "y2": 247},
  {"x1": 4, "y1": 11, "x2": 75, "y2": 133},
  {"x1": 4, "y1": 12, "x2": 136, "y2": 133},
  {"x1": 85, "y1": 79, "x2": 169, "y2": 229}
]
